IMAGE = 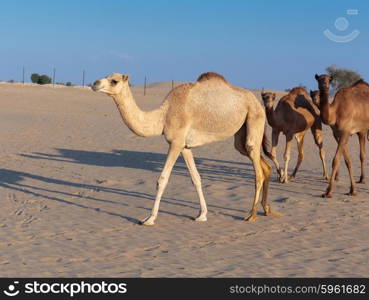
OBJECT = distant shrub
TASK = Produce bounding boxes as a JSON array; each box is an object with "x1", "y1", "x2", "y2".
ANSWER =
[
  {"x1": 66, "y1": 82, "x2": 73, "y2": 86},
  {"x1": 30, "y1": 73, "x2": 52, "y2": 85},
  {"x1": 7, "y1": 79, "x2": 15, "y2": 83},
  {"x1": 326, "y1": 65, "x2": 362, "y2": 92},
  {"x1": 31, "y1": 73, "x2": 39, "y2": 83},
  {"x1": 38, "y1": 75, "x2": 52, "y2": 85}
]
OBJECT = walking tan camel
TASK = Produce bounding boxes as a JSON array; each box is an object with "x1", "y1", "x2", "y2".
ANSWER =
[
  {"x1": 261, "y1": 87, "x2": 328, "y2": 183},
  {"x1": 92, "y1": 72, "x2": 280, "y2": 225},
  {"x1": 310, "y1": 90, "x2": 367, "y2": 184},
  {"x1": 314, "y1": 74, "x2": 369, "y2": 197}
]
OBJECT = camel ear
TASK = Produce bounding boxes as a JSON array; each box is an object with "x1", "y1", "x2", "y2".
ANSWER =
[
  {"x1": 122, "y1": 74, "x2": 130, "y2": 82},
  {"x1": 315, "y1": 74, "x2": 319, "y2": 80}
]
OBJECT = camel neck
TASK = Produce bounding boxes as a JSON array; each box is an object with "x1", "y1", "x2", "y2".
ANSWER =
[
  {"x1": 318, "y1": 88, "x2": 333, "y2": 125},
  {"x1": 264, "y1": 106, "x2": 277, "y2": 128},
  {"x1": 112, "y1": 88, "x2": 166, "y2": 137}
]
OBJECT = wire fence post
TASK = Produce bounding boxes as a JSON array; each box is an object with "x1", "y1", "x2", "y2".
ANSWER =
[
  {"x1": 22, "y1": 67, "x2": 25, "y2": 85},
  {"x1": 172, "y1": 80, "x2": 174, "y2": 90},
  {"x1": 144, "y1": 76, "x2": 147, "y2": 96},
  {"x1": 82, "y1": 70, "x2": 85, "y2": 87}
]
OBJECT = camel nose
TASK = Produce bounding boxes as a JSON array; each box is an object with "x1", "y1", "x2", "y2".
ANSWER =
[{"x1": 92, "y1": 80, "x2": 101, "y2": 91}]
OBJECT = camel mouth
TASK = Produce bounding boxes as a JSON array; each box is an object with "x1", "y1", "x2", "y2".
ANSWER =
[{"x1": 91, "y1": 86, "x2": 104, "y2": 92}]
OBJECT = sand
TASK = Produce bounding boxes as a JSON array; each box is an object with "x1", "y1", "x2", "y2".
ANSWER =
[{"x1": 0, "y1": 82, "x2": 368, "y2": 277}]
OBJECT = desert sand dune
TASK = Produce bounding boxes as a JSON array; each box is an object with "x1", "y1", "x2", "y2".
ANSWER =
[{"x1": 0, "y1": 83, "x2": 368, "y2": 277}]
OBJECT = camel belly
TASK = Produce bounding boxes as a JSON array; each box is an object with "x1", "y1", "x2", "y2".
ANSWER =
[{"x1": 185, "y1": 128, "x2": 236, "y2": 148}]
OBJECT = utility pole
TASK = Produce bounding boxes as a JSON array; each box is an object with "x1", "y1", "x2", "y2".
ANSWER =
[
  {"x1": 82, "y1": 69, "x2": 85, "y2": 87},
  {"x1": 144, "y1": 76, "x2": 147, "y2": 96},
  {"x1": 52, "y1": 68, "x2": 56, "y2": 87},
  {"x1": 22, "y1": 67, "x2": 25, "y2": 85}
]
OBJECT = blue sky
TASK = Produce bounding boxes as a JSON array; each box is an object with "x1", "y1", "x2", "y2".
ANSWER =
[{"x1": 0, "y1": 0, "x2": 368, "y2": 89}]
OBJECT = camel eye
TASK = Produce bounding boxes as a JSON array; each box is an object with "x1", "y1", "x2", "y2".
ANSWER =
[{"x1": 111, "y1": 79, "x2": 118, "y2": 86}]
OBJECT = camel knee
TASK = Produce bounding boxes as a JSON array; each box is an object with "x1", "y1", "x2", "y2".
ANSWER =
[
  {"x1": 157, "y1": 175, "x2": 168, "y2": 190},
  {"x1": 244, "y1": 143, "x2": 254, "y2": 156},
  {"x1": 314, "y1": 135, "x2": 323, "y2": 146}
]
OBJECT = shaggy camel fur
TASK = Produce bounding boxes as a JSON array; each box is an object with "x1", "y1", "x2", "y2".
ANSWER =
[
  {"x1": 92, "y1": 72, "x2": 279, "y2": 225},
  {"x1": 315, "y1": 74, "x2": 369, "y2": 197},
  {"x1": 261, "y1": 87, "x2": 328, "y2": 183},
  {"x1": 310, "y1": 90, "x2": 367, "y2": 183}
]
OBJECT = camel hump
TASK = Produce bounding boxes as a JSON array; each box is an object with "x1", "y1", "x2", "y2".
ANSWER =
[
  {"x1": 197, "y1": 72, "x2": 227, "y2": 83},
  {"x1": 289, "y1": 87, "x2": 308, "y2": 96},
  {"x1": 352, "y1": 79, "x2": 369, "y2": 87}
]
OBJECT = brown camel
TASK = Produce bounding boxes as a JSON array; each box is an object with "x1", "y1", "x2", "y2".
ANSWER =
[
  {"x1": 315, "y1": 74, "x2": 369, "y2": 197},
  {"x1": 261, "y1": 87, "x2": 328, "y2": 183},
  {"x1": 92, "y1": 72, "x2": 280, "y2": 225},
  {"x1": 310, "y1": 90, "x2": 367, "y2": 184}
]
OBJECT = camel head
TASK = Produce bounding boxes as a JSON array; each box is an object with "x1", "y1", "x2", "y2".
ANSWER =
[
  {"x1": 310, "y1": 90, "x2": 320, "y2": 106},
  {"x1": 261, "y1": 92, "x2": 276, "y2": 109},
  {"x1": 314, "y1": 74, "x2": 332, "y2": 90},
  {"x1": 92, "y1": 73, "x2": 130, "y2": 95}
]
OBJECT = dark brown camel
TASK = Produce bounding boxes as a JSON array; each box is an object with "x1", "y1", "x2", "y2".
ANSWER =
[
  {"x1": 261, "y1": 87, "x2": 328, "y2": 183},
  {"x1": 314, "y1": 74, "x2": 369, "y2": 197},
  {"x1": 310, "y1": 90, "x2": 367, "y2": 184}
]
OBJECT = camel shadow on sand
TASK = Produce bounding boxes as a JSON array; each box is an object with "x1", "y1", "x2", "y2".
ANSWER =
[
  {"x1": 20, "y1": 148, "x2": 255, "y2": 184},
  {"x1": 2, "y1": 149, "x2": 264, "y2": 224}
]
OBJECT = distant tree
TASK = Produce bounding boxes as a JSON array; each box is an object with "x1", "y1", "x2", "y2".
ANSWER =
[
  {"x1": 30, "y1": 73, "x2": 52, "y2": 85},
  {"x1": 326, "y1": 65, "x2": 362, "y2": 92},
  {"x1": 66, "y1": 82, "x2": 73, "y2": 86},
  {"x1": 38, "y1": 75, "x2": 52, "y2": 85},
  {"x1": 31, "y1": 73, "x2": 40, "y2": 83},
  {"x1": 7, "y1": 79, "x2": 15, "y2": 83}
]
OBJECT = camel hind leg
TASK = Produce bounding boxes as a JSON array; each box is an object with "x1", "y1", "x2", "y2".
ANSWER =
[
  {"x1": 260, "y1": 156, "x2": 281, "y2": 217},
  {"x1": 234, "y1": 122, "x2": 279, "y2": 221},
  {"x1": 290, "y1": 131, "x2": 306, "y2": 180},
  {"x1": 270, "y1": 129, "x2": 283, "y2": 181},
  {"x1": 357, "y1": 132, "x2": 366, "y2": 184}
]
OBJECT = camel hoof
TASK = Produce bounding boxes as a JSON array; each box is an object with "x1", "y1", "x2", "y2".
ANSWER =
[
  {"x1": 322, "y1": 193, "x2": 332, "y2": 198},
  {"x1": 265, "y1": 211, "x2": 282, "y2": 217},
  {"x1": 345, "y1": 191, "x2": 357, "y2": 196},
  {"x1": 323, "y1": 175, "x2": 329, "y2": 181},
  {"x1": 139, "y1": 216, "x2": 156, "y2": 226},
  {"x1": 279, "y1": 174, "x2": 286, "y2": 183},
  {"x1": 194, "y1": 215, "x2": 207, "y2": 222},
  {"x1": 357, "y1": 179, "x2": 365, "y2": 184},
  {"x1": 245, "y1": 214, "x2": 257, "y2": 222}
]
